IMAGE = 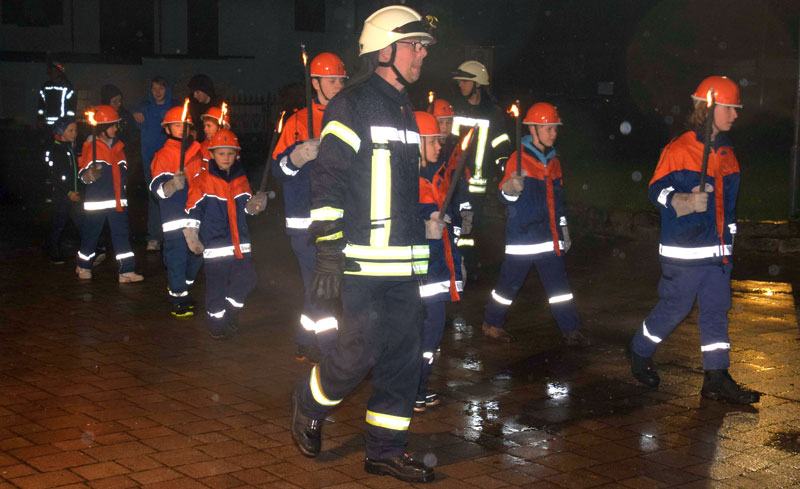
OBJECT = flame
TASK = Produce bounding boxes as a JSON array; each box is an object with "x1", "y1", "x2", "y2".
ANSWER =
[
  {"x1": 181, "y1": 98, "x2": 190, "y2": 122},
  {"x1": 507, "y1": 104, "x2": 520, "y2": 118},
  {"x1": 428, "y1": 91, "x2": 435, "y2": 104},
  {"x1": 218, "y1": 102, "x2": 228, "y2": 125},
  {"x1": 301, "y1": 45, "x2": 308, "y2": 66},
  {"x1": 706, "y1": 88, "x2": 714, "y2": 108},
  {"x1": 461, "y1": 127, "x2": 474, "y2": 151},
  {"x1": 277, "y1": 110, "x2": 286, "y2": 133},
  {"x1": 85, "y1": 109, "x2": 97, "y2": 126}
]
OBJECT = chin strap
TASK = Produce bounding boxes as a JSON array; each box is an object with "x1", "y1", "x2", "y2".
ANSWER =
[{"x1": 378, "y1": 44, "x2": 410, "y2": 87}]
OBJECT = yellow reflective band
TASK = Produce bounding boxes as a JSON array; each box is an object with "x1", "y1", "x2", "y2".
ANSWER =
[
  {"x1": 321, "y1": 121, "x2": 361, "y2": 153},
  {"x1": 310, "y1": 206, "x2": 344, "y2": 221},
  {"x1": 468, "y1": 185, "x2": 486, "y2": 193},
  {"x1": 316, "y1": 231, "x2": 343, "y2": 242},
  {"x1": 412, "y1": 260, "x2": 429, "y2": 274},
  {"x1": 370, "y1": 142, "x2": 392, "y2": 248},
  {"x1": 365, "y1": 410, "x2": 410, "y2": 431},
  {"x1": 468, "y1": 177, "x2": 487, "y2": 185},
  {"x1": 345, "y1": 261, "x2": 414, "y2": 277},
  {"x1": 457, "y1": 238, "x2": 475, "y2": 247},
  {"x1": 344, "y1": 244, "x2": 429, "y2": 260},
  {"x1": 412, "y1": 245, "x2": 430, "y2": 259},
  {"x1": 491, "y1": 133, "x2": 510, "y2": 148},
  {"x1": 309, "y1": 366, "x2": 342, "y2": 407},
  {"x1": 452, "y1": 116, "x2": 490, "y2": 180}
]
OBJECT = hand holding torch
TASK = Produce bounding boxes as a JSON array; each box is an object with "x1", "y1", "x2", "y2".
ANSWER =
[
  {"x1": 699, "y1": 88, "x2": 715, "y2": 191},
  {"x1": 259, "y1": 110, "x2": 286, "y2": 193},
  {"x1": 438, "y1": 124, "x2": 479, "y2": 221},
  {"x1": 178, "y1": 98, "x2": 190, "y2": 172}
]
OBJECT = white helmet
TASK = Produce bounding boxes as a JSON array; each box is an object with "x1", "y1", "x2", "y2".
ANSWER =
[
  {"x1": 359, "y1": 5, "x2": 436, "y2": 55},
  {"x1": 453, "y1": 60, "x2": 490, "y2": 86}
]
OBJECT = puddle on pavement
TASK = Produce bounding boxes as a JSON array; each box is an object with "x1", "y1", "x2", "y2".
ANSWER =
[{"x1": 766, "y1": 431, "x2": 800, "y2": 454}]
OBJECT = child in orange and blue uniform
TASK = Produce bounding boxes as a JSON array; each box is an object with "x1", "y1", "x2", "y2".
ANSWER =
[
  {"x1": 76, "y1": 105, "x2": 143, "y2": 282},
  {"x1": 482, "y1": 103, "x2": 586, "y2": 346},
  {"x1": 184, "y1": 129, "x2": 267, "y2": 339},
  {"x1": 628, "y1": 76, "x2": 759, "y2": 404},
  {"x1": 150, "y1": 106, "x2": 206, "y2": 318},
  {"x1": 414, "y1": 111, "x2": 466, "y2": 412},
  {"x1": 199, "y1": 105, "x2": 229, "y2": 164}
]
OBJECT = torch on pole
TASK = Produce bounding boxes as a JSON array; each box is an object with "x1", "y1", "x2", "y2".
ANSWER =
[
  {"x1": 791, "y1": 18, "x2": 800, "y2": 217},
  {"x1": 507, "y1": 101, "x2": 522, "y2": 176},
  {"x1": 699, "y1": 89, "x2": 715, "y2": 191},
  {"x1": 178, "y1": 98, "x2": 190, "y2": 172},
  {"x1": 85, "y1": 109, "x2": 97, "y2": 170},
  {"x1": 259, "y1": 110, "x2": 286, "y2": 193},
  {"x1": 438, "y1": 124, "x2": 478, "y2": 221},
  {"x1": 428, "y1": 91, "x2": 435, "y2": 114},
  {"x1": 301, "y1": 44, "x2": 314, "y2": 137},
  {"x1": 218, "y1": 101, "x2": 228, "y2": 128}
]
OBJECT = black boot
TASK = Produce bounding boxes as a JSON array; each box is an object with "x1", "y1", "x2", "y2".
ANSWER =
[
  {"x1": 701, "y1": 370, "x2": 760, "y2": 404},
  {"x1": 626, "y1": 342, "x2": 660, "y2": 388},
  {"x1": 291, "y1": 386, "x2": 322, "y2": 457},
  {"x1": 364, "y1": 452, "x2": 434, "y2": 483}
]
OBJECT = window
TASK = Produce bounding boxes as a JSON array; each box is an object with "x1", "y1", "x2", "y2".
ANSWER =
[{"x1": 2, "y1": 0, "x2": 62, "y2": 27}]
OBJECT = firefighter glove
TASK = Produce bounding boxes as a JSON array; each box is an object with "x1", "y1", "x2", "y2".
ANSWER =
[
  {"x1": 163, "y1": 171, "x2": 186, "y2": 197},
  {"x1": 460, "y1": 210, "x2": 474, "y2": 235},
  {"x1": 182, "y1": 227, "x2": 205, "y2": 255},
  {"x1": 309, "y1": 220, "x2": 345, "y2": 300},
  {"x1": 290, "y1": 138, "x2": 320, "y2": 168},
  {"x1": 246, "y1": 192, "x2": 268, "y2": 215},
  {"x1": 81, "y1": 163, "x2": 103, "y2": 184}
]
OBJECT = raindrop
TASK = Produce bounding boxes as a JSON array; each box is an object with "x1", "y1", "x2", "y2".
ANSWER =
[
  {"x1": 619, "y1": 252, "x2": 626, "y2": 260},
  {"x1": 664, "y1": 115, "x2": 674, "y2": 125},
  {"x1": 643, "y1": 30, "x2": 650, "y2": 38},
  {"x1": 81, "y1": 431, "x2": 95, "y2": 445},
  {"x1": 619, "y1": 121, "x2": 632, "y2": 135},
  {"x1": 740, "y1": 78, "x2": 749, "y2": 87},
  {"x1": 545, "y1": 10, "x2": 551, "y2": 16},
  {"x1": 612, "y1": 248, "x2": 620, "y2": 257},
  {"x1": 631, "y1": 170, "x2": 642, "y2": 182},
  {"x1": 123, "y1": 336, "x2": 129, "y2": 343},
  {"x1": 768, "y1": 264, "x2": 780, "y2": 276},
  {"x1": 452, "y1": 317, "x2": 466, "y2": 330},
  {"x1": 136, "y1": 30, "x2": 143, "y2": 38},
  {"x1": 211, "y1": 393, "x2": 220, "y2": 402},
  {"x1": 609, "y1": 134, "x2": 615, "y2": 140},
  {"x1": 719, "y1": 41, "x2": 727, "y2": 50},
  {"x1": 369, "y1": 310, "x2": 378, "y2": 320},
  {"x1": 670, "y1": 105, "x2": 681, "y2": 114},
  {"x1": 176, "y1": 49, "x2": 181, "y2": 54},
  {"x1": 267, "y1": 190, "x2": 276, "y2": 199},
  {"x1": 237, "y1": 68, "x2": 242, "y2": 73},
  {"x1": 582, "y1": 183, "x2": 589, "y2": 191}
]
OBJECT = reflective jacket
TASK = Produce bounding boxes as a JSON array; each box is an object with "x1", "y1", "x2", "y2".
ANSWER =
[
  {"x1": 78, "y1": 137, "x2": 127, "y2": 212},
  {"x1": 499, "y1": 136, "x2": 567, "y2": 258},
  {"x1": 271, "y1": 100, "x2": 326, "y2": 235},
  {"x1": 419, "y1": 159, "x2": 465, "y2": 303},
  {"x1": 46, "y1": 138, "x2": 81, "y2": 200},
  {"x1": 38, "y1": 80, "x2": 76, "y2": 125},
  {"x1": 649, "y1": 130, "x2": 739, "y2": 266},
  {"x1": 186, "y1": 159, "x2": 254, "y2": 261},
  {"x1": 450, "y1": 96, "x2": 511, "y2": 194},
  {"x1": 310, "y1": 73, "x2": 428, "y2": 279},
  {"x1": 150, "y1": 138, "x2": 205, "y2": 239}
]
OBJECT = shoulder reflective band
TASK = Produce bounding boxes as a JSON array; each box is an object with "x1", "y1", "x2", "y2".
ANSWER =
[
  {"x1": 310, "y1": 365, "x2": 342, "y2": 406},
  {"x1": 321, "y1": 120, "x2": 361, "y2": 153},
  {"x1": 658, "y1": 244, "x2": 732, "y2": 260},
  {"x1": 452, "y1": 116, "x2": 490, "y2": 180},
  {"x1": 310, "y1": 206, "x2": 344, "y2": 221},
  {"x1": 365, "y1": 410, "x2": 410, "y2": 431},
  {"x1": 491, "y1": 133, "x2": 510, "y2": 148},
  {"x1": 657, "y1": 186, "x2": 674, "y2": 207}
]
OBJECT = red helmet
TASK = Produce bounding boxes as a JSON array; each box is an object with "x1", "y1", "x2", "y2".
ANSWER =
[
  {"x1": 691, "y1": 76, "x2": 742, "y2": 108},
  {"x1": 161, "y1": 106, "x2": 193, "y2": 126},
  {"x1": 523, "y1": 103, "x2": 563, "y2": 125},
  {"x1": 89, "y1": 105, "x2": 121, "y2": 124},
  {"x1": 200, "y1": 106, "x2": 230, "y2": 128},
  {"x1": 414, "y1": 111, "x2": 445, "y2": 137},
  {"x1": 208, "y1": 129, "x2": 241, "y2": 151},
  {"x1": 429, "y1": 99, "x2": 454, "y2": 119},
  {"x1": 310, "y1": 52, "x2": 347, "y2": 78}
]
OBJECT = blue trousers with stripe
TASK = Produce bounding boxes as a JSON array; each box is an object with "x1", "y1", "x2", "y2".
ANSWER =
[
  {"x1": 163, "y1": 237, "x2": 203, "y2": 304},
  {"x1": 204, "y1": 256, "x2": 258, "y2": 335},
  {"x1": 417, "y1": 301, "x2": 446, "y2": 400},
  {"x1": 298, "y1": 277, "x2": 423, "y2": 459},
  {"x1": 632, "y1": 262, "x2": 732, "y2": 370},
  {"x1": 290, "y1": 233, "x2": 337, "y2": 354},
  {"x1": 77, "y1": 209, "x2": 134, "y2": 273},
  {"x1": 484, "y1": 253, "x2": 580, "y2": 333}
]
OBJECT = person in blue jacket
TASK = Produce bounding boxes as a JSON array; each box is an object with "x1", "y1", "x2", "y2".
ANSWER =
[
  {"x1": 627, "y1": 76, "x2": 759, "y2": 405},
  {"x1": 134, "y1": 76, "x2": 178, "y2": 252},
  {"x1": 481, "y1": 103, "x2": 587, "y2": 347}
]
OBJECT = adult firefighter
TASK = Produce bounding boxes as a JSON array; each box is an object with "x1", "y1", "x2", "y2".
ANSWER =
[
  {"x1": 37, "y1": 62, "x2": 76, "y2": 126},
  {"x1": 627, "y1": 76, "x2": 760, "y2": 404},
  {"x1": 290, "y1": 5, "x2": 436, "y2": 483},
  {"x1": 451, "y1": 60, "x2": 511, "y2": 280},
  {"x1": 272, "y1": 52, "x2": 347, "y2": 364}
]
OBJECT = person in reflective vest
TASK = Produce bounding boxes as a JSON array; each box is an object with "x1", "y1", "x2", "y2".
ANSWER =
[
  {"x1": 184, "y1": 130, "x2": 267, "y2": 339},
  {"x1": 628, "y1": 76, "x2": 759, "y2": 405},
  {"x1": 76, "y1": 105, "x2": 143, "y2": 282},
  {"x1": 482, "y1": 103, "x2": 587, "y2": 347},
  {"x1": 414, "y1": 111, "x2": 466, "y2": 412},
  {"x1": 272, "y1": 52, "x2": 347, "y2": 365},
  {"x1": 37, "y1": 62, "x2": 76, "y2": 126},
  {"x1": 291, "y1": 5, "x2": 437, "y2": 483},
  {"x1": 450, "y1": 60, "x2": 511, "y2": 280},
  {"x1": 150, "y1": 107, "x2": 206, "y2": 318}
]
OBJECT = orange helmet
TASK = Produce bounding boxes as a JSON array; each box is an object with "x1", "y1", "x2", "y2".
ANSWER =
[
  {"x1": 691, "y1": 76, "x2": 742, "y2": 108},
  {"x1": 90, "y1": 105, "x2": 121, "y2": 124},
  {"x1": 523, "y1": 103, "x2": 563, "y2": 125},
  {"x1": 429, "y1": 99, "x2": 454, "y2": 119},
  {"x1": 310, "y1": 52, "x2": 347, "y2": 78},
  {"x1": 208, "y1": 129, "x2": 241, "y2": 151},
  {"x1": 414, "y1": 111, "x2": 445, "y2": 137},
  {"x1": 161, "y1": 106, "x2": 193, "y2": 126},
  {"x1": 200, "y1": 106, "x2": 230, "y2": 128}
]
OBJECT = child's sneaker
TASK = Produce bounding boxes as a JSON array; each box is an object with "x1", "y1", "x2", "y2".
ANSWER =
[
  {"x1": 413, "y1": 399, "x2": 427, "y2": 412},
  {"x1": 76, "y1": 266, "x2": 92, "y2": 279},
  {"x1": 423, "y1": 392, "x2": 440, "y2": 408},
  {"x1": 119, "y1": 272, "x2": 144, "y2": 283},
  {"x1": 171, "y1": 302, "x2": 194, "y2": 318},
  {"x1": 208, "y1": 324, "x2": 235, "y2": 340}
]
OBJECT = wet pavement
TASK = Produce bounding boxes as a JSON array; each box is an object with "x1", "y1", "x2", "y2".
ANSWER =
[{"x1": 2, "y1": 203, "x2": 800, "y2": 489}]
